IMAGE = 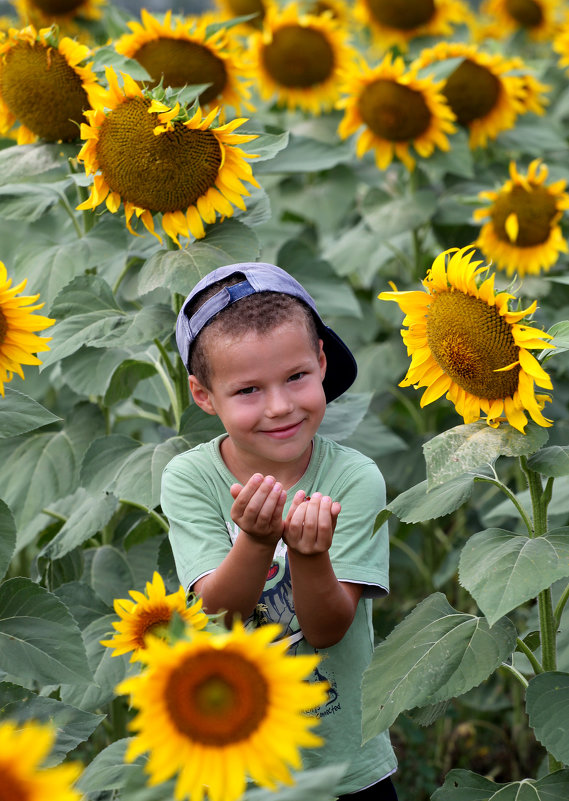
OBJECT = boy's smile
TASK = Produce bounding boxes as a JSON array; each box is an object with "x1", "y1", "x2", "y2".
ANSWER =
[{"x1": 189, "y1": 320, "x2": 327, "y2": 487}]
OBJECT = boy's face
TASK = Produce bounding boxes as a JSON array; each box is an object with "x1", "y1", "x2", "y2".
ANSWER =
[{"x1": 189, "y1": 320, "x2": 327, "y2": 484}]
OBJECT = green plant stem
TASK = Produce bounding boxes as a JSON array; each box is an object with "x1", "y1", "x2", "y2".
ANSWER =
[
  {"x1": 75, "y1": 183, "x2": 95, "y2": 234},
  {"x1": 152, "y1": 356, "x2": 181, "y2": 431},
  {"x1": 40, "y1": 508, "x2": 68, "y2": 523},
  {"x1": 473, "y1": 476, "x2": 533, "y2": 535},
  {"x1": 59, "y1": 196, "x2": 83, "y2": 238},
  {"x1": 521, "y1": 456, "x2": 547, "y2": 538},
  {"x1": 554, "y1": 581, "x2": 569, "y2": 629},
  {"x1": 537, "y1": 588, "x2": 557, "y2": 672},
  {"x1": 118, "y1": 499, "x2": 169, "y2": 532},
  {"x1": 515, "y1": 637, "x2": 543, "y2": 675},
  {"x1": 153, "y1": 337, "x2": 177, "y2": 381},
  {"x1": 500, "y1": 662, "x2": 529, "y2": 689}
]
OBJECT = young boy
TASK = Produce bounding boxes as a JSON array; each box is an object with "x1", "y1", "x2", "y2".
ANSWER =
[{"x1": 161, "y1": 262, "x2": 398, "y2": 800}]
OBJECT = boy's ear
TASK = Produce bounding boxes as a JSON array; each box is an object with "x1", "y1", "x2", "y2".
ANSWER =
[
  {"x1": 189, "y1": 375, "x2": 217, "y2": 416},
  {"x1": 318, "y1": 339, "x2": 327, "y2": 382}
]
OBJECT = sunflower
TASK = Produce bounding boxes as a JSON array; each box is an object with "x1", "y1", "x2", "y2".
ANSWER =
[
  {"x1": 115, "y1": 10, "x2": 253, "y2": 116},
  {"x1": 379, "y1": 247, "x2": 554, "y2": 433},
  {"x1": 117, "y1": 621, "x2": 327, "y2": 801},
  {"x1": 76, "y1": 67, "x2": 259, "y2": 244},
  {"x1": 353, "y1": 0, "x2": 472, "y2": 51},
  {"x1": 247, "y1": 1, "x2": 354, "y2": 114},
  {"x1": 0, "y1": 720, "x2": 82, "y2": 801},
  {"x1": 473, "y1": 160, "x2": 569, "y2": 278},
  {"x1": 0, "y1": 261, "x2": 54, "y2": 396},
  {"x1": 100, "y1": 572, "x2": 209, "y2": 662},
  {"x1": 411, "y1": 42, "x2": 527, "y2": 149},
  {"x1": 553, "y1": 19, "x2": 569, "y2": 75},
  {"x1": 0, "y1": 24, "x2": 104, "y2": 144},
  {"x1": 301, "y1": 0, "x2": 353, "y2": 25},
  {"x1": 14, "y1": 0, "x2": 105, "y2": 26},
  {"x1": 337, "y1": 53, "x2": 456, "y2": 171},
  {"x1": 479, "y1": 0, "x2": 561, "y2": 41}
]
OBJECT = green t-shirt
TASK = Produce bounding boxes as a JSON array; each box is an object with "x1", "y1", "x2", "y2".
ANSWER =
[{"x1": 161, "y1": 433, "x2": 397, "y2": 794}]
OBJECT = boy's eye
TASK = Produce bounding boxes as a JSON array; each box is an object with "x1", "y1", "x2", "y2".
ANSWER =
[
  {"x1": 237, "y1": 386, "x2": 257, "y2": 395},
  {"x1": 288, "y1": 372, "x2": 304, "y2": 382}
]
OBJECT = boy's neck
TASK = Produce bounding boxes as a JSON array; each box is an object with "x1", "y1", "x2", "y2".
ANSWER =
[{"x1": 220, "y1": 436, "x2": 314, "y2": 490}]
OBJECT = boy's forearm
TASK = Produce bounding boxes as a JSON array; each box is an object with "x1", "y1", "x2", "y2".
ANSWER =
[
  {"x1": 288, "y1": 550, "x2": 360, "y2": 649},
  {"x1": 195, "y1": 533, "x2": 276, "y2": 627}
]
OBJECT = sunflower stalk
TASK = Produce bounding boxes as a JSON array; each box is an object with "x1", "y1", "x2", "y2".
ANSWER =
[
  {"x1": 515, "y1": 636, "x2": 543, "y2": 675},
  {"x1": 554, "y1": 581, "x2": 569, "y2": 630}
]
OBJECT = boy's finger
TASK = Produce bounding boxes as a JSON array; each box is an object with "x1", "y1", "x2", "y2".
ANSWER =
[
  {"x1": 232, "y1": 473, "x2": 266, "y2": 512},
  {"x1": 230, "y1": 483, "x2": 243, "y2": 500},
  {"x1": 284, "y1": 490, "x2": 306, "y2": 523}
]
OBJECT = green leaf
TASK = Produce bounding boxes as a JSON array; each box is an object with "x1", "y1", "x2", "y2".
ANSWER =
[
  {"x1": 0, "y1": 577, "x2": 93, "y2": 687},
  {"x1": 545, "y1": 320, "x2": 569, "y2": 358},
  {"x1": 254, "y1": 133, "x2": 354, "y2": 174},
  {"x1": 528, "y1": 446, "x2": 569, "y2": 477},
  {"x1": 361, "y1": 188, "x2": 437, "y2": 236},
  {"x1": 432, "y1": 769, "x2": 569, "y2": 800},
  {"x1": 1, "y1": 689, "x2": 104, "y2": 765},
  {"x1": 39, "y1": 490, "x2": 119, "y2": 561},
  {"x1": 77, "y1": 739, "x2": 145, "y2": 793},
  {"x1": 497, "y1": 116, "x2": 569, "y2": 156},
  {"x1": 424, "y1": 421, "x2": 549, "y2": 489},
  {"x1": 90, "y1": 44, "x2": 151, "y2": 80},
  {"x1": 90, "y1": 545, "x2": 135, "y2": 607},
  {"x1": 54, "y1": 581, "x2": 110, "y2": 630},
  {"x1": 80, "y1": 434, "x2": 142, "y2": 493},
  {"x1": 0, "y1": 403, "x2": 105, "y2": 527},
  {"x1": 459, "y1": 528, "x2": 569, "y2": 627},
  {"x1": 244, "y1": 765, "x2": 348, "y2": 801},
  {"x1": 318, "y1": 393, "x2": 373, "y2": 442},
  {"x1": 0, "y1": 500, "x2": 16, "y2": 581},
  {"x1": 0, "y1": 388, "x2": 60, "y2": 438},
  {"x1": 0, "y1": 143, "x2": 76, "y2": 185},
  {"x1": 387, "y1": 473, "x2": 478, "y2": 524},
  {"x1": 103, "y1": 358, "x2": 158, "y2": 406},
  {"x1": 178, "y1": 403, "x2": 226, "y2": 443},
  {"x1": 526, "y1": 672, "x2": 569, "y2": 764},
  {"x1": 0, "y1": 181, "x2": 71, "y2": 221},
  {"x1": 138, "y1": 219, "x2": 260, "y2": 296},
  {"x1": 362, "y1": 592, "x2": 516, "y2": 740},
  {"x1": 240, "y1": 129, "x2": 290, "y2": 162}
]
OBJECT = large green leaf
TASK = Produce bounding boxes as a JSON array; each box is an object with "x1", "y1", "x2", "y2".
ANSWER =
[
  {"x1": 81, "y1": 434, "x2": 191, "y2": 509},
  {"x1": 0, "y1": 388, "x2": 60, "y2": 438},
  {"x1": 318, "y1": 393, "x2": 372, "y2": 442},
  {"x1": 432, "y1": 769, "x2": 569, "y2": 800},
  {"x1": 0, "y1": 500, "x2": 16, "y2": 581},
  {"x1": 0, "y1": 403, "x2": 104, "y2": 526},
  {"x1": 54, "y1": 581, "x2": 111, "y2": 630},
  {"x1": 424, "y1": 422, "x2": 549, "y2": 489},
  {"x1": 386, "y1": 473, "x2": 478, "y2": 524},
  {"x1": 76, "y1": 739, "x2": 145, "y2": 793},
  {"x1": 38, "y1": 489, "x2": 119, "y2": 561},
  {"x1": 138, "y1": 219, "x2": 260, "y2": 296},
  {"x1": 0, "y1": 577, "x2": 93, "y2": 687},
  {"x1": 0, "y1": 143, "x2": 76, "y2": 185},
  {"x1": 526, "y1": 672, "x2": 569, "y2": 764},
  {"x1": 0, "y1": 684, "x2": 104, "y2": 765},
  {"x1": 362, "y1": 593, "x2": 516, "y2": 740},
  {"x1": 498, "y1": 116, "x2": 569, "y2": 156},
  {"x1": 361, "y1": 188, "x2": 437, "y2": 236},
  {"x1": 90, "y1": 545, "x2": 135, "y2": 607},
  {"x1": 0, "y1": 180, "x2": 72, "y2": 220},
  {"x1": 459, "y1": 528, "x2": 569, "y2": 626},
  {"x1": 528, "y1": 446, "x2": 569, "y2": 478},
  {"x1": 254, "y1": 133, "x2": 354, "y2": 174}
]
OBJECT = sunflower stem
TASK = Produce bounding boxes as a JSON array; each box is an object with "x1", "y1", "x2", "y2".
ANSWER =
[
  {"x1": 59, "y1": 196, "x2": 83, "y2": 238},
  {"x1": 520, "y1": 456, "x2": 547, "y2": 538},
  {"x1": 118, "y1": 499, "x2": 170, "y2": 533},
  {"x1": 515, "y1": 636, "x2": 543, "y2": 675},
  {"x1": 500, "y1": 662, "x2": 529, "y2": 689},
  {"x1": 152, "y1": 356, "x2": 181, "y2": 431},
  {"x1": 554, "y1": 581, "x2": 569, "y2": 630},
  {"x1": 153, "y1": 338, "x2": 177, "y2": 381},
  {"x1": 472, "y1": 475, "x2": 534, "y2": 535}
]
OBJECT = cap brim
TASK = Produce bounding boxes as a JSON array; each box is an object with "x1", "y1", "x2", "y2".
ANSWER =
[{"x1": 319, "y1": 325, "x2": 358, "y2": 403}]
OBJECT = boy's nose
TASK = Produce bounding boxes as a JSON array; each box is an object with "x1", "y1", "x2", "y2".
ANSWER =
[{"x1": 265, "y1": 388, "x2": 294, "y2": 417}]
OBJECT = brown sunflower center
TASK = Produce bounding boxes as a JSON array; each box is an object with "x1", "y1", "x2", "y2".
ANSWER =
[
  {"x1": 262, "y1": 25, "x2": 335, "y2": 88},
  {"x1": 491, "y1": 185, "x2": 558, "y2": 247},
  {"x1": 0, "y1": 41, "x2": 89, "y2": 141},
  {"x1": 505, "y1": 0, "x2": 543, "y2": 27},
  {"x1": 443, "y1": 59, "x2": 500, "y2": 125},
  {"x1": 0, "y1": 767, "x2": 26, "y2": 801},
  {"x1": 30, "y1": 0, "x2": 85, "y2": 12},
  {"x1": 136, "y1": 608, "x2": 173, "y2": 647},
  {"x1": 133, "y1": 39, "x2": 228, "y2": 106},
  {"x1": 95, "y1": 96, "x2": 222, "y2": 213},
  {"x1": 365, "y1": 0, "x2": 435, "y2": 29},
  {"x1": 165, "y1": 649, "x2": 269, "y2": 745},
  {"x1": 358, "y1": 79, "x2": 431, "y2": 141},
  {"x1": 0, "y1": 309, "x2": 6, "y2": 345},
  {"x1": 426, "y1": 291, "x2": 520, "y2": 400}
]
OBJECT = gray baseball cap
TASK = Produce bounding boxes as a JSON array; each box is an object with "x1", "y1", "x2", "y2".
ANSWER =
[{"x1": 175, "y1": 261, "x2": 357, "y2": 403}]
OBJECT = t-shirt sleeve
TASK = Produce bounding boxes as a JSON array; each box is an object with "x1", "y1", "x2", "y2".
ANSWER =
[
  {"x1": 161, "y1": 457, "x2": 233, "y2": 593},
  {"x1": 327, "y1": 458, "x2": 389, "y2": 597}
]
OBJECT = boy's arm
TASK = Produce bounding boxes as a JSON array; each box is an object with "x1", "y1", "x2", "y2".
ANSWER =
[
  {"x1": 194, "y1": 474, "x2": 286, "y2": 626},
  {"x1": 284, "y1": 492, "x2": 363, "y2": 649}
]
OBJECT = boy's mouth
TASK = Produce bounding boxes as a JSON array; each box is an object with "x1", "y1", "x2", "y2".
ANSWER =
[{"x1": 261, "y1": 421, "x2": 303, "y2": 439}]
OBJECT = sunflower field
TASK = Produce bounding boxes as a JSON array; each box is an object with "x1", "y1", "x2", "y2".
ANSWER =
[{"x1": 3, "y1": 0, "x2": 569, "y2": 798}]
